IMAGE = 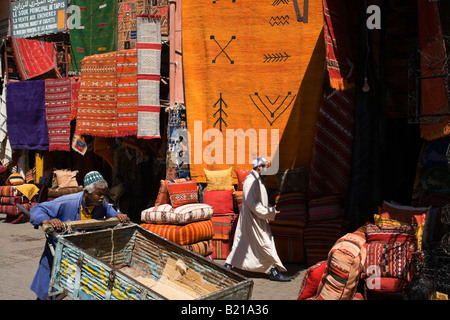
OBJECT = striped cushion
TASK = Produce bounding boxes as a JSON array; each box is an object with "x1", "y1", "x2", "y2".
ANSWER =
[
  {"x1": 155, "y1": 178, "x2": 190, "y2": 206},
  {"x1": 275, "y1": 192, "x2": 307, "y2": 222},
  {"x1": 182, "y1": 239, "x2": 213, "y2": 257},
  {"x1": 270, "y1": 220, "x2": 305, "y2": 238},
  {"x1": 364, "y1": 241, "x2": 415, "y2": 280},
  {"x1": 211, "y1": 214, "x2": 236, "y2": 240},
  {"x1": 167, "y1": 180, "x2": 199, "y2": 208},
  {"x1": 6, "y1": 173, "x2": 24, "y2": 186},
  {"x1": 0, "y1": 202, "x2": 36, "y2": 215},
  {"x1": 233, "y1": 191, "x2": 243, "y2": 212},
  {"x1": 141, "y1": 203, "x2": 214, "y2": 225},
  {"x1": 212, "y1": 239, "x2": 232, "y2": 259},
  {"x1": 298, "y1": 260, "x2": 327, "y2": 300},
  {"x1": 0, "y1": 196, "x2": 31, "y2": 205},
  {"x1": 308, "y1": 195, "x2": 342, "y2": 221},
  {"x1": 140, "y1": 219, "x2": 214, "y2": 245},
  {"x1": 0, "y1": 186, "x2": 20, "y2": 197},
  {"x1": 365, "y1": 222, "x2": 416, "y2": 245},
  {"x1": 315, "y1": 233, "x2": 367, "y2": 300},
  {"x1": 273, "y1": 236, "x2": 305, "y2": 264}
]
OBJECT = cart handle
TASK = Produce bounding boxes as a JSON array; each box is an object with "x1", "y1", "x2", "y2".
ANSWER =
[{"x1": 42, "y1": 217, "x2": 128, "y2": 234}]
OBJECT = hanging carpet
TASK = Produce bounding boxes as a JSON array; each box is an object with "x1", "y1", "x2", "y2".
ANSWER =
[
  {"x1": 10, "y1": 37, "x2": 60, "y2": 81},
  {"x1": 44, "y1": 78, "x2": 72, "y2": 152},
  {"x1": 182, "y1": 0, "x2": 325, "y2": 184},
  {"x1": 6, "y1": 80, "x2": 49, "y2": 150},
  {"x1": 69, "y1": 0, "x2": 118, "y2": 75},
  {"x1": 117, "y1": 0, "x2": 147, "y2": 51}
]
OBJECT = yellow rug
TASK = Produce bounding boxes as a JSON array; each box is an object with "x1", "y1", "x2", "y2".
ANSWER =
[{"x1": 182, "y1": 0, "x2": 325, "y2": 185}]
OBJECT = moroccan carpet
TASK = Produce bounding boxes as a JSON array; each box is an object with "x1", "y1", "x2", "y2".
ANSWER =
[
  {"x1": 117, "y1": 0, "x2": 147, "y2": 51},
  {"x1": 44, "y1": 78, "x2": 72, "y2": 151},
  {"x1": 136, "y1": 15, "x2": 162, "y2": 139},
  {"x1": 10, "y1": 37, "x2": 60, "y2": 81},
  {"x1": 69, "y1": 0, "x2": 118, "y2": 75},
  {"x1": 182, "y1": 0, "x2": 325, "y2": 184}
]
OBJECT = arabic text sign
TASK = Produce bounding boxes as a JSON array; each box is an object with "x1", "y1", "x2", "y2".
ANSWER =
[{"x1": 11, "y1": 0, "x2": 67, "y2": 38}]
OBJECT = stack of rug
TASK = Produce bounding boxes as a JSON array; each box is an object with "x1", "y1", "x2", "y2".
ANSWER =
[
  {"x1": 303, "y1": 195, "x2": 350, "y2": 266},
  {"x1": 0, "y1": 176, "x2": 39, "y2": 223},
  {"x1": 140, "y1": 180, "x2": 215, "y2": 259}
]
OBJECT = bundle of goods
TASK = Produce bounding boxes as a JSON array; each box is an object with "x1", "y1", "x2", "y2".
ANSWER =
[
  {"x1": 303, "y1": 194, "x2": 350, "y2": 266},
  {"x1": 47, "y1": 169, "x2": 83, "y2": 201},
  {"x1": 0, "y1": 173, "x2": 39, "y2": 223},
  {"x1": 141, "y1": 179, "x2": 215, "y2": 258}
]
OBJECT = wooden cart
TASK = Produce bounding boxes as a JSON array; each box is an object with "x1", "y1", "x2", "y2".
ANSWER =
[{"x1": 47, "y1": 222, "x2": 253, "y2": 300}]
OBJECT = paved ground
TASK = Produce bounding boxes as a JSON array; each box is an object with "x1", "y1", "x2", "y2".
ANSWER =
[{"x1": 0, "y1": 214, "x2": 306, "y2": 300}]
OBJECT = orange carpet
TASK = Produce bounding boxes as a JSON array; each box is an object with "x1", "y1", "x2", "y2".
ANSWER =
[{"x1": 182, "y1": 1, "x2": 325, "y2": 185}]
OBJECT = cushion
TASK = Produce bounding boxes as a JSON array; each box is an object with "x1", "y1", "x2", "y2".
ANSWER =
[
  {"x1": 141, "y1": 203, "x2": 214, "y2": 225},
  {"x1": 54, "y1": 169, "x2": 79, "y2": 188},
  {"x1": 0, "y1": 202, "x2": 36, "y2": 215},
  {"x1": 212, "y1": 239, "x2": 232, "y2": 259},
  {"x1": 273, "y1": 235, "x2": 305, "y2": 264},
  {"x1": 315, "y1": 233, "x2": 367, "y2": 300},
  {"x1": 211, "y1": 214, "x2": 236, "y2": 240},
  {"x1": 365, "y1": 222, "x2": 416, "y2": 245},
  {"x1": 140, "y1": 219, "x2": 215, "y2": 245},
  {"x1": 365, "y1": 277, "x2": 407, "y2": 293},
  {"x1": 308, "y1": 195, "x2": 342, "y2": 221},
  {"x1": 155, "y1": 178, "x2": 190, "y2": 206},
  {"x1": 203, "y1": 189, "x2": 234, "y2": 215},
  {"x1": 0, "y1": 196, "x2": 30, "y2": 205},
  {"x1": 182, "y1": 239, "x2": 213, "y2": 257},
  {"x1": 276, "y1": 167, "x2": 306, "y2": 194},
  {"x1": 0, "y1": 186, "x2": 20, "y2": 197},
  {"x1": 47, "y1": 186, "x2": 84, "y2": 198},
  {"x1": 380, "y1": 201, "x2": 428, "y2": 225},
  {"x1": 6, "y1": 173, "x2": 24, "y2": 186},
  {"x1": 204, "y1": 167, "x2": 234, "y2": 191},
  {"x1": 167, "y1": 180, "x2": 199, "y2": 208},
  {"x1": 297, "y1": 261, "x2": 327, "y2": 300},
  {"x1": 270, "y1": 219, "x2": 305, "y2": 238},
  {"x1": 275, "y1": 192, "x2": 307, "y2": 222},
  {"x1": 374, "y1": 214, "x2": 424, "y2": 250},
  {"x1": 235, "y1": 169, "x2": 251, "y2": 191},
  {"x1": 364, "y1": 241, "x2": 415, "y2": 281},
  {"x1": 233, "y1": 191, "x2": 243, "y2": 212}
]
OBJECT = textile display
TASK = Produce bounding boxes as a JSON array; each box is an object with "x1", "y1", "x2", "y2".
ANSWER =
[
  {"x1": 203, "y1": 189, "x2": 234, "y2": 215},
  {"x1": 0, "y1": 74, "x2": 12, "y2": 167},
  {"x1": 374, "y1": 214, "x2": 424, "y2": 251},
  {"x1": 364, "y1": 241, "x2": 414, "y2": 281},
  {"x1": 10, "y1": 37, "x2": 60, "y2": 81},
  {"x1": 204, "y1": 167, "x2": 234, "y2": 191},
  {"x1": 308, "y1": 194, "x2": 342, "y2": 221},
  {"x1": 235, "y1": 169, "x2": 250, "y2": 191},
  {"x1": 70, "y1": 77, "x2": 81, "y2": 120},
  {"x1": 44, "y1": 78, "x2": 72, "y2": 151},
  {"x1": 116, "y1": 49, "x2": 138, "y2": 136},
  {"x1": 417, "y1": 0, "x2": 450, "y2": 140},
  {"x1": 117, "y1": 0, "x2": 147, "y2": 51},
  {"x1": 276, "y1": 167, "x2": 306, "y2": 194},
  {"x1": 167, "y1": 180, "x2": 199, "y2": 208},
  {"x1": 71, "y1": 135, "x2": 87, "y2": 155},
  {"x1": 136, "y1": 15, "x2": 162, "y2": 139},
  {"x1": 148, "y1": 0, "x2": 169, "y2": 35},
  {"x1": 182, "y1": 239, "x2": 213, "y2": 257},
  {"x1": 69, "y1": 0, "x2": 118, "y2": 74},
  {"x1": 314, "y1": 233, "x2": 367, "y2": 300},
  {"x1": 365, "y1": 277, "x2": 406, "y2": 294},
  {"x1": 297, "y1": 260, "x2": 327, "y2": 300},
  {"x1": 380, "y1": 201, "x2": 428, "y2": 226},
  {"x1": 166, "y1": 106, "x2": 190, "y2": 179},
  {"x1": 182, "y1": 1, "x2": 325, "y2": 184},
  {"x1": 233, "y1": 191, "x2": 243, "y2": 212},
  {"x1": 15, "y1": 184, "x2": 40, "y2": 200},
  {"x1": 140, "y1": 219, "x2": 215, "y2": 245},
  {"x1": 308, "y1": 90, "x2": 355, "y2": 198},
  {"x1": 365, "y1": 222, "x2": 417, "y2": 245},
  {"x1": 212, "y1": 239, "x2": 232, "y2": 260},
  {"x1": 274, "y1": 192, "x2": 307, "y2": 223},
  {"x1": 53, "y1": 169, "x2": 79, "y2": 189},
  {"x1": 270, "y1": 219, "x2": 306, "y2": 263},
  {"x1": 0, "y1": 196, "x2": 30, "y2": 205},
  {"x1": 0, "y1": 202, "x2": 36, "y2": 216},
  {"x1": 6, "y1": 80, "x2": 49, "y2": 150},
  {"x1": 211, "y1": 214, "x2": 236, "y2": 241},
  {"x1": 140, "y1": 203, "x2": 214, "y2": 225},
  {"x1": 155, "y1": 178, "x2": 190, "y2": 206},
  {"x1": 6, "y1": 173, "x2": 24, "y2": 186},
  {"x1": 0, "y1": 186, "x2": 20, "y2": 197}
]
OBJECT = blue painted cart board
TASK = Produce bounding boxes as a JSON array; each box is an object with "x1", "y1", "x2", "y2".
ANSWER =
[{"x1": 49, "y1": 224, "x2": 253, "y2": 300}]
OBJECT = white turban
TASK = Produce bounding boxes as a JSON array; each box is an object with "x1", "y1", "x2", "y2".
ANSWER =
[{"x1": 252, "y1": 156, "x2": 269, "y2": 168}]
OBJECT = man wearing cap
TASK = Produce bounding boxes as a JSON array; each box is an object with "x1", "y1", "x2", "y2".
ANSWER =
[
  {"x1": 224, "y1": 157, "x2": 291, "y2": 282},
  {"x1": 29, "y1": 171, "x2": 128, "y2": 300}
]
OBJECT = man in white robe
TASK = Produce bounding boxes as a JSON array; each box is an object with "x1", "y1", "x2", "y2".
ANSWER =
[{"x1": 224, "y1": 156, "x2": 291, "y2": 281}]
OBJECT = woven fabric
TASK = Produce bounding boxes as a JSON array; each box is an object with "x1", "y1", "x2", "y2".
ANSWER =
[
  {"x1": 211, "y1": 214, "x2": 236, "y2": 240},
  {"x1": 204, "y1": 167, "x2": 234, "y2": 191},
  {"x1": 140, "y1": 219, "x2": 215, "y2": 245},
  {"x1": 273, "y1": 235, "x2": 305, "y2": 264},
  {"x1": 212, "y1": 239, "x2": 232, "y2": 260},
  {"x1": 0, "y1": 186, "x2": 20, "y2": 197},
  {"x1": 270, "y1": 220, "x2": 305, "y2": 239},
  {"x1": 140, "y1": 203, "x2": 214, "y2": 225},
  {"x1": 75, "y1": 52, "x2": 118, "y2": 136},
  {"x1": 167, "y1": 180, "x2": 199, "y2": 208},
  {"x1": 69, "y1": 0, "x2": 118, "y2": 74},
  {"x1": 308, "y1": 195, "x2": 342, "y2": 221},
  {"x1": 276, "y1": 167, "x2": 307, "y2": 194},
  {"x1": 374, "y1": 214, "x2": 424, "y2": 251},
  {"x1": 274, "y1": 192, "x2": 307, "y2": 223},
  {"x1": 6, "y1": 80, "x2": 49, "y2": 150},
  {"x1": 308, "y1": 90, "x2": 355, "y2": 198},
  {"x1": 235, "y1": 169, "x2": 251, "y2": 191},
  {"x1": 10, "y1": 37, "x2": 60, "y2": 80},
  {"x1": 116, "y1": 49, "x2": 138, "y2": 136},
  {"x1": 155, "y1": 178, "x2": 190, "y2": 206},
  {"x1": 148, "y1": 0, "x2": 169, "y2": 35},
  {"x1": 365, "y1": 222, "x2": 416, "y2": 245},
  {"x1": 379, "y1": 201, "x2": 428, "y2": 225},
  {"x1": 6, "y1": 173, "x2": 24, "y2": 186},
  {"x1": 136, "y1": 15, "x2": 162, "y2": 139},
  {"x1": 0, "y1": 196, "x2": 30, "y2": 205},
  {"x1": 203, "y1": 189, "x2": 234, "y2": 215},
  {"x1": 315, "y1": 233, "x2": 367, "y2": 300},
  {"x1": 182, "y1": 1, "x2": 325, "y2": 185},
  {"x1": 44, "y1": 78, "x2": 72, "y2": 151},
  {"x1": 117, "y1": 0, "x2": 147, "y2": 51},
  {"x1": 0, "y1": 202, "x2": 36, "y2": 215},
  {"x1": 47, "y1": 186, "x2": 83, "y2": 198},
  {"x1": 70, "y1": 78, "x2": 81, "y2": 120},
  {"x1": 364, "y1": 241, "x2": 414, "y2": 280},
  {"x1": 233, "y1": 191, "x2": 243, "y2": 212},
  {"x1": 298, "y1": 261, "x2": 327, "y2": 300},
  {"x1": 182, "y1": 239, "x2": 213, "y2": 257}
]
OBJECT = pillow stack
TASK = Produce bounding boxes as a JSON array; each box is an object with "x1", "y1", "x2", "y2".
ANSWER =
[
  {"x1": 141, "y1": 179, "x2": 215, "y2": 258},
  {"x1": 0, "y1": 180, "x2": 38, "y2": 224}
]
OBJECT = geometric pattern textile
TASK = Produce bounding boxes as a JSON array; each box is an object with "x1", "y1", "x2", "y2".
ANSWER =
[
  {"x1": 136, "y1": 15, "x2": 162, "y2": 139},
  {"x1": 45, "y1": 78, "x2": 72, "y2": 151},
  {"x1": 140, "y1": 203, "x2": 214, "y2": 225},
  {"x1": 182, "y1": 1, "x2": 325, "y2": 184},
  {"x1": 117, "y1": 0, "x2": 147, "y2": 51}
]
